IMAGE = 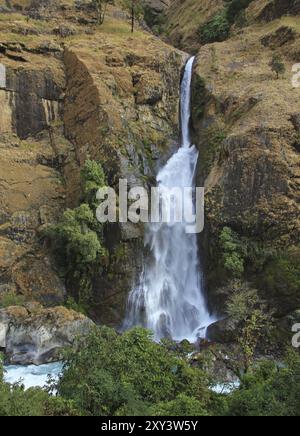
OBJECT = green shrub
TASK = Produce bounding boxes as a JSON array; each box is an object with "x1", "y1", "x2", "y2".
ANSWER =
[
  {"x1": 0, "y1": 292, "x2": 26, "y2": 308},
  {"x1": 224, "y1": 283, "x2": 274, "y2": 374},
  {"x1": 46, "y1": 160, "x2": 108, "y2": 308},
  {"x1": 150, "y1": 394, "x2": 209, "y2": 416},
  {"x1": 81, "y1": 159, "x2": 106, "y2": 207},
  {"x1": 199, "y1": 10, "x2": 230, "y2": 44},
  {"x1": 143, "y1": 6, "x2": 167, "y2": 35},
  {"x1": 64, "y1": 296, "x2": 87, "y2": 316},
  {"x1": 269, "y1": 53, "x2": 286, "y2": 79},
  {"x1": 259, "y1": 248, "x2": 300, "y2": 314},
  {"x1": 199, "y1": 1, "x2": 254, "y2": 44},
  {"x1": 227, "y1": 352, "x2": 300, "y2": 416},
  {"x1": 220, "y1": 227, "x2": 245, "y2": 279},
  {"x1": 56, "y1": 327, "x2": 212, "y2": 416},
  {"x1": 48, "y1": 204, "x2": 105, "y2": 266}
]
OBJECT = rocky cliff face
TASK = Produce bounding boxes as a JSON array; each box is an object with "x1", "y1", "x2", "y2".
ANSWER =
[
  {"x1": 190, "y1": 3, "x2": 300, "y2": 322},
  {"x1": 0, "y1": 38, "x2": 68, "y2": 307},
  {"x1": 0, "y1": 1, "x2": 187, "y2": 326},
  {"x1": 0, "y1": 303, "x2": 94, "y2": 364}
]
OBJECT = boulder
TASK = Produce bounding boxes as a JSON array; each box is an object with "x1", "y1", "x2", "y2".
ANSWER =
[
  {"x1": 0, "y1": 305, "x2": 94, "y2": 365},
  {"x1": 207, "y1": 318, "x2": 236, "y2": 344}
]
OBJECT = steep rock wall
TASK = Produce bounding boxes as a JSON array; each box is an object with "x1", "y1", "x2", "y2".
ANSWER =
[
  {"x1": 191, "y1": 16, "x2": 300, "y2": 319},
  {"x1": 0, "y1": 44, "x2": 69, "y2": 306}
]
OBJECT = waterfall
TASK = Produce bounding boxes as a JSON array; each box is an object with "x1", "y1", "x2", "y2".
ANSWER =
[{"x1": 124, "y1": 57, "x2": 213, "y2": 342}]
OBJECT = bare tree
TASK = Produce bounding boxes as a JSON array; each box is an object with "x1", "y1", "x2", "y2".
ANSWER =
[{"x1": 92, "y1": 0, "x2": 109, "y2": 25}]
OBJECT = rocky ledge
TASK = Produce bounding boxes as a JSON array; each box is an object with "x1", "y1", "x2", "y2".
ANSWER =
[{"x1": 0, "y1": 303, "x2": 94, "y2": 365}]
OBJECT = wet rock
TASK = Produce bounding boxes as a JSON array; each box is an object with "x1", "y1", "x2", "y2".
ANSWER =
[
  {"x1": 207, "y1": 318, "x2": 236, "y2": 344},
  {"x1": 0, "y1": 305, "x2": 94, "y2": 365}
]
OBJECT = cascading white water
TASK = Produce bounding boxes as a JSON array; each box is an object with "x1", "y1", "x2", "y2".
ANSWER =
[{"x1": 125, "y1": 57, "x2": 213, "y2": 342}]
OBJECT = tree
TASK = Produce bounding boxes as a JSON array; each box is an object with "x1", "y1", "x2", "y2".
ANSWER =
[
  {"x1": 0, "y1": 354, "x2": 78, "y2": 416},
  {"x1": 45, "y1": 160, "x2": 107, "y2": 309},
  {"x1": 199, "y1": 10, "x2": 230, "y2": 44},
  {"x1": 150, "y1": 394, "x2": 209, "y2": 416},
  {"x1": 213, "y1": 283, "x2": 274, "y2": 378},
  {"x1": 121, "y1": 0, "x2": 144, "y2": 33},
  {"x1": 269, "y1": 53, "x2": 286, "y2": 79},
  {"x1": 55, "y1": 327, "x2": 212, "y2": 416},
  {"x1": 227, "y1": 351, "x2": 300, "y2": 416},
  {"x1": 92, "y1": 0, "x2": 109, "y2": 25}
]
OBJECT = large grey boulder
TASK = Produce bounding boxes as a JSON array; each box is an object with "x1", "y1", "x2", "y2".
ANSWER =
[
  {"x1": 207, "y1": 318, "x2": 236, "y2": 344},
  {"x1": 0, "y1": 304, "x2": 94, "y2": 365}
]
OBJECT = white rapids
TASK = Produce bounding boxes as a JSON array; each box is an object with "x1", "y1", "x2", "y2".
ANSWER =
[
  {"x1": 124, "y1": 57, "x2": 214, "y2": 342},
  {"x1": 4, "y1": 362, "x2": 63, "y2": 390}
]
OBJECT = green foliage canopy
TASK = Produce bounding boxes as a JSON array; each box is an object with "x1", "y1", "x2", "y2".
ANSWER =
[{"x1": 56, "y1": 327, "x2": 212, "y2": 416}]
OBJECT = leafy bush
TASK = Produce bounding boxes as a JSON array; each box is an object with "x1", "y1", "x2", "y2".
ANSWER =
[
  {"x1": 225, "y1": 283, "x2": 274, "y2": 374},
  {"x1": 227, "y1": 352, "x2": 300, "y2": 416},
  {"x1": 47, "y1": 204, "x2": 105, "y2": 266},
  {"x1": 199, "y1": 0, "x2": 254, "y2": 44},
  {"x1": 0, "y1": 292, "x2": 26, "y2": 308},
  {"x1": 220, "y1": 227, "x2": 245, "y2": 279},
  {"x1": 259, "y1": 248, "x2": 300, "y2": 314},
  {"x1": 81, "y1": 159, "x2": 106, "y2": 207},
  {"x1": 55, "y1": 327, "x2": 212, "y2": 416},
  {"x1": 0, "y1": 354, "x2": 78, "y2": 416},
  {"x1": 46, "y1": 160, "x2": 107, "y2": 308},
  {"x1": 143, "y1": 6, "x2": 167, "y2": 35},
  {"x1": 150, "y1": 394, "x2": 209, "y2": 416},
  {"x1": 199, "y1": 10, "x2": 230, "y2": 44},
  {"x1": 64, "y1": 296, "x2": 87, "y2": 315},
  {"x1": 269, "y1": 53, "x2": 286, "y2": 79}
]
